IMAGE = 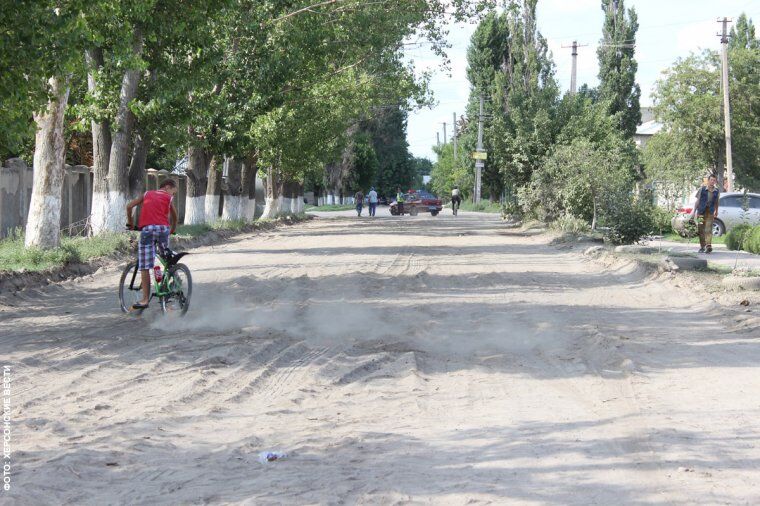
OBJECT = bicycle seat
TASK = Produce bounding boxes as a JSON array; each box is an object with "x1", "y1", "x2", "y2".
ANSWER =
[{"x1": 162, "y1": 249, "x2": 189, "y2": 266}]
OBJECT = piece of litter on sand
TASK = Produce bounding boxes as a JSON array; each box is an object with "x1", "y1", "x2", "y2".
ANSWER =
[
  {"x1": 258, "y1": 451, "x2": 287, "y2": 463},
  {"x1": 740, "y1": 299, "x2": 750, "y2": 306}
]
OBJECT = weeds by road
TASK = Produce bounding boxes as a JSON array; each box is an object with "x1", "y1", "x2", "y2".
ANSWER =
[
  {"x1": 306, "y1": 204, "x2": 355, "y2": 211},
  {"x1": 0, "y1": 232, "x2": 131, "y2": 272},
  {"x1": 0, "y1": 218, "x2": 303, "y2": 273}
]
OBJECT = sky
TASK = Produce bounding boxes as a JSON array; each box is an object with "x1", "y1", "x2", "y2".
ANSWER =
[{"x1": 405, "y1": 0, "x2": 760, "y2": 161}]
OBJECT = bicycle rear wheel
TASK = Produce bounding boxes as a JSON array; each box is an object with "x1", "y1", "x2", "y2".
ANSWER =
[
  {"x1": 161, "y1": 263, "x2": 192, "y2": 316},
  {"x1": 118, "y1": 262, "x2": 143, "y2": 313}
]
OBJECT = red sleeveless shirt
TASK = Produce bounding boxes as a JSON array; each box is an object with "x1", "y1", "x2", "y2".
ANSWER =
[{"x1": 138, "y1": 190, "x2": 173, "y2": 228}]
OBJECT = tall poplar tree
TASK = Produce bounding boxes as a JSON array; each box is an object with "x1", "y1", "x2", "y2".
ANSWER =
[{"x1": 597, "y1": 0, "x2": 641, "y2": 139}]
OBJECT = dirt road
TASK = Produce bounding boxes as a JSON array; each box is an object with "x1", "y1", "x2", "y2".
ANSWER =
[{"x1": 2, "y1": 213, "x2": 759, "y2": 504}]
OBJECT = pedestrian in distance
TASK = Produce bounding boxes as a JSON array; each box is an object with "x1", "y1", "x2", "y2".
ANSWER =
[
  {"x1": 451, "y1": 186, "x2": 461, "y2": 215},
  {"x1": 367, "y1": 187, "x2": 378, "y2": 217},
  {"x1": 396, "y1": 187, "x2": 405, "y2": 215},
  {"x1": 691, "y1": 174, "x2": 720, "y2": 254},
  {"x1": 354, "y1": 189, "x2": 365, "y2": 217}
]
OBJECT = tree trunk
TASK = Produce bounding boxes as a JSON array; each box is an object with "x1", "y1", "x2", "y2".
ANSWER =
[
  {"x1": 205, "y1": 155, "x2": 221, "y2": 223},
  {"x1": 93, "y1": 30, "x2": 144, "y2": 234},
  {"x1": 25, "y1": 77, "x2": 70, "y2": 249},
  {"x1": 241, "y1": 153, "x2": 259, "y2": 221},
  {"x1": 222, "y1": 156, "x2": 244, "y2": 221},
  {"x1": 185, "y1": 146, "x2": 209, "y2": 224},
  {"x1": 124, "y1": 124, "x2": 148, "y2": 225},
  {"x1": 260, "y1": 168, "x2": 283, "y2": 219},
  {"x1": 716, "y1": 142, "x2": 726, "y2": 190},
  {"x1": 128, "y1": 124, "x2": 148, "y2": 199},
  {"x1": 85, "y1": 47, "x2": 112, "y2": 235}
]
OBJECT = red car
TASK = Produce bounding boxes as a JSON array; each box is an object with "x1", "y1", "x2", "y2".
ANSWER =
[{"x1": 390, "y1": 190, "x2": 443, "y2": 216}]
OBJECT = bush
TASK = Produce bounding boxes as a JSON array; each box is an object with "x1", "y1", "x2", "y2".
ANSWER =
[
  {"x1": 726, "y1": 224, "x2": 753, "y2": 251},
  {"x1": 551, "y1": 214, "x2": 591, "y2": 234},
  {"x1": 744, "y1": 226, "x2": 760, "y2": 255},
  {"x1": 600, "y1": 194, "x2": 655, "y2": 245},
  {"x1": 650, "y1": 206, "x2": 675, "y2": 235}
]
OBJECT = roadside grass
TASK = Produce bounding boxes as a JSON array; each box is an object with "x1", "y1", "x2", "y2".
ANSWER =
[
  {"x1": 305, "y1": 204, "x2": 355, "y2": 211},
  {"x1": 1, "y1": 219, "x2": 276, "y2": 273},
  {"x1": 175, "y1": 219, "x2": 250, "y2": 239},
  {"x1": 662, "y1": 232, "x2": 727, "y2": 245},
  {"x1": 0, "y1": 232, "x2": 130, "y2": 272},
  {"x1": 458, "y1": 201, "x2": 502, "y2": 213}
]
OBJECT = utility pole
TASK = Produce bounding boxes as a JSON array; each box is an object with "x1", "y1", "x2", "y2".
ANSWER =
[
  {"x1": 452, "y1": 112, "x2": 458, "y2": 162},
  {"x1": 561, "y1": 40, "x2": 588, "y2": 95},
  {"x1": 475, "y1": 96, "x2": 484, "y2": 203},
  {"x1": 718, "y1": 17, "x2": 734, "y2": 191},
  {"x1": 442, "y1": 122, "x2": 447, "y2": 144},
  {"x1": 436, "y1": 132, "x2": 440, "y2": 146}
]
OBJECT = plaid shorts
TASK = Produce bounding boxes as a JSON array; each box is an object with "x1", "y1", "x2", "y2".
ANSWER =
[{"x1": 138, "y1": 225, "x2": 170, "y2": 270}]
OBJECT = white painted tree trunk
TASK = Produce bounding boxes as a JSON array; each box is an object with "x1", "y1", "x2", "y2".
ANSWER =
[
  {"x1": 260, "y1": 196, "x2": 282, "y2": 219},
  {"x1": 25, "y1": 77, "x2": 70, "y2": 249},
  {"x1": 92, "y1": 32, "x2": 143, "y2": 235},
  {"x1": 185, "y1": 145, "x2": 209, "y2": 225},
  {"x1": 240, "y1": 153, "x2": 258, "y2": 222},
  {"x1": 222, "y1": 196, "x2": 244, "y2": 221},
  {"x1": 85, "y1": 47, "x2": 112, "y2": 234},
  {"x1": 185, "y1": 196, "x2": 205, "y2": 225},
  {"x1": 222, "y1": 156, "x2": 244, "y2": 221},
  {"x1": 205, "y1": 195, "x2": 220, "y2": 223},
  {"x1": 205, "y1": 156, "x2": 221, "y2": 223}
]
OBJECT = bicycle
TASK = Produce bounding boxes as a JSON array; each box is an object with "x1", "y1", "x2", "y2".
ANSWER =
[
  {"x1": 119, "y1": 230, "x2": 192, "y2": 316},
  {"x1": 452, "y1": 197, "x2": 460, "y2": 216}
]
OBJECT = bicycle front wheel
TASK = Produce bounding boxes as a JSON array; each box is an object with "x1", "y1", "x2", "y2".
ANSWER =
[
  {"x1": 118, "y1": 262, "x2": 142, "y2": 313},
  {"x1": 161, "y1": 263, "x2": 192, "y2": 316}
]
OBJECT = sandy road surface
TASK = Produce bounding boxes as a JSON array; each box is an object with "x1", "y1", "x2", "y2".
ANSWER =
[{"x1": 2, "y1": 213, "x2": 760, "y2": 505}]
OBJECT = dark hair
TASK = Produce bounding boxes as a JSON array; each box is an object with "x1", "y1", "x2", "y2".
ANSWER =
[
  {"x1": 160, "y1": 178, "x2": 177, "y2": 189},
  {"x1": 707, "y1": 174, "x2": 718, "y2": 180}
]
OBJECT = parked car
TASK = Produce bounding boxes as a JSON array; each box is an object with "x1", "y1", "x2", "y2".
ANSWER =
[
  {"x1": 390, "y1": 191, "x2": 443, "y2": 216},
  {"x1": 672, "y1": 191, "x2": 760, "y2": 237}
]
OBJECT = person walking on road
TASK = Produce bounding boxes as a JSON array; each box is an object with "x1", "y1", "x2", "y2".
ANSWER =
[
  {"x1": 692, "y1": 174, "x2": 720, "y2": 254},
  {"x1": 451, "y1": 186, "x2": 462, "y2": 215},
  {"x1": 367, "y1": 187, "x2": 378, "y2": 217},
  {"x1": 354, "y1": 189, "x2": 365, "y2": 217}
]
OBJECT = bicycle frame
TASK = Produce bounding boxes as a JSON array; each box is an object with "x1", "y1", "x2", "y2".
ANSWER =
[{"x1": 126, "y1": 243, "x2": 178, "y2": 300}]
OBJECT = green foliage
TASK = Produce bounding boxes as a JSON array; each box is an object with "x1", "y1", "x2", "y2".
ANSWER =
[
  {"x1": 430, "y1": 142, "x2": 473, "y2": 200},
  {"x1": 462, "y1": 3, "x2": 559, "y2": 199},
  {"x1": 650, "y1": 206, "x2": 675, "y2": 235},
  {"x1": 0, "y1": 232, "x2": 129, "y2": 272},
  {"x1": 551, "y1": 214, "x2": 591, "y2": 235},
  {"x1": 459, "y1": 201, "x2": 502, "y2": 213},
  {"x1": 597, "y1": 0, "x2": 641, "y2": 139},
  {"x1": 600, "y1": 193, "x2": 655, "y2": 245},
  {"x1": 648, "y1": 34, "x2": 760, "y2": 188},
  {"x1": 726, "y1": 224, "x2": 753, "y2": 251},
  {"x1": 520, "y1": 136, "x2": 633, "y2": 224},
  {"x1": 743, "y1": 226, "x2": 760, "y2": 254}
]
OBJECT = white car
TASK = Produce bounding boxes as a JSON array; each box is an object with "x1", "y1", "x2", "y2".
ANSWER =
[{"x1": 672, "y1": 192, "x2": 760, "y2": 236}]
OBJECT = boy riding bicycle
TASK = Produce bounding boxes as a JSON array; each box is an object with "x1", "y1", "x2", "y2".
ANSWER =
[{"x1": 126, "y1": 179, "x2": 179, "y2": 310}]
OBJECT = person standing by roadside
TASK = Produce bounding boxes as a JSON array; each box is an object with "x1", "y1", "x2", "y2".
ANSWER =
[
  {"x1": 692, "y1": 174, "x2": 720, "y2": 254},
  {"x1": 354, "y1": 189, "x2": 365, "y2": 217},
  {"x1": 367, "y1": 187, "x2": 378, "y2": 217}
]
